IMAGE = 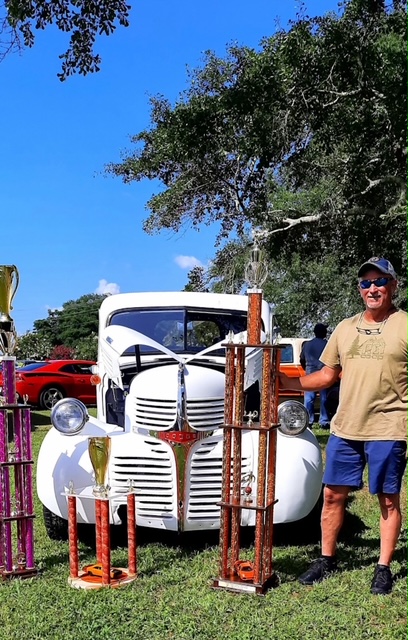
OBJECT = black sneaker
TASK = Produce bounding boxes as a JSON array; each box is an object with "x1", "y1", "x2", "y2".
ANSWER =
[
  {"x1": 298, "y1": 557, "x2": 338, "y2": 585},
  {"x1": 370, "y1": 565, "x2": 393, "y2": 595}
]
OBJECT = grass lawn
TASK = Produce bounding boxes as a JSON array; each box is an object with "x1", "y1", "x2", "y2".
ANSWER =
[{"x1": 0, "y1": 414, "x2": 406, "y2": 640}]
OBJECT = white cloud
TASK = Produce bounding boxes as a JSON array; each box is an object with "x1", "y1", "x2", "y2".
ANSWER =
[
  {"x1": 174, "y1": 255, "x2": 204, "y2": 270},
  {"x1": 95, "y1": 279, "x2": 121, "y2": 295}
]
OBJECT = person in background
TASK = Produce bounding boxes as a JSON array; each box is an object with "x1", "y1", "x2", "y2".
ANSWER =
[
  {"x1": 279, "y1": 257, "x2": 407, "y2": 596},
  {"x1": 300, "y1": 323, "x2": 330, "y2": 428}
]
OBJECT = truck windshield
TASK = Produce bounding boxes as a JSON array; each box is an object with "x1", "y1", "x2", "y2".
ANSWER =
[{"x1": 109, "y1": 308, "x2": 248, "y2": 355}]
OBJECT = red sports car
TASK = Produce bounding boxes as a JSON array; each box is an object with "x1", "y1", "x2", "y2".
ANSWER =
[{"x1": 0, "y1": 360, "x2": 96, "y2": 410}]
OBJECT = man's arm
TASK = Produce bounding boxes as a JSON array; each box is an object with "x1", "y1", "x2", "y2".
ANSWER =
[{"x1": 279, "y1": 365, "x2": 340, "y2": 392}]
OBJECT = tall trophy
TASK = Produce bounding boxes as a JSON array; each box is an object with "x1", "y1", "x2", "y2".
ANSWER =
[
  {"x1": 88, "y1": 436, "x2": 111, "y2": 497},
  {"x1": 213, "y1": 240, "x2": 279, "y2": 595},
  {"x1": 0, "y1": 264, "x2": 37, "y2": 578}
]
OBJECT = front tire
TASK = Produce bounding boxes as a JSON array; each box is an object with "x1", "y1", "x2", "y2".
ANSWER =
[
  {"x1": 39, "y1": 386, "x2": 65, "y2": 410},
  {"x1": 43, "y1": 506, "x2": 68, "y2": 541}
]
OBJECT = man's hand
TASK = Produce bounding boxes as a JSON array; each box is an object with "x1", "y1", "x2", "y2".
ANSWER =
[
  {"x1": 278, "y1": 372, "x2": 303, "y2": 392},
  {"x1": 280, "y1": 365, "x2": 340, "y2": 393}
]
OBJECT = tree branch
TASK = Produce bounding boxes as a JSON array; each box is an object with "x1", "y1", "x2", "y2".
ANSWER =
[
  {"x1": 257, "y1": 196, "x2": 406, "y2": 238},
  {"x1": 320, "y1": 88, "x2": 361, "y2": 108},
  {"x1": 256, "y1": 212, "x2": 322, "y2": 238},
  {"x1": 360, "y1": 174, "x2": 406, "y2": 195}
]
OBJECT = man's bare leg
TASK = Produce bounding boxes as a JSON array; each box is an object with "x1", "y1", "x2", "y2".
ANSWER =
[
  {"x1": 298, "y1": 484, "x2": 350, "y2": 585},
  {"x1": 378, "y1": 492, "x2": 401, "y2": 565},
  {"x1": 321, "y1": 485, "x2": 350, "y2": 556}
]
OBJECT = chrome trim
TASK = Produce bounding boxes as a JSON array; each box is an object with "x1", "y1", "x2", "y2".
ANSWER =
[{"x1": 176, "y1": 362, "x2": 187, "y2": 431}]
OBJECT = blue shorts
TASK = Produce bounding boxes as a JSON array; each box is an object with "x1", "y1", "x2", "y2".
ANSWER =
[{"x1": 323, "y1": 435, "x2": 407, "y2": 495}]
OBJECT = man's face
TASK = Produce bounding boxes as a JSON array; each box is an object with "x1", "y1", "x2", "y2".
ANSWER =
[{"x1": 358, "y1": 268, "x2": 397, "y2": 312}]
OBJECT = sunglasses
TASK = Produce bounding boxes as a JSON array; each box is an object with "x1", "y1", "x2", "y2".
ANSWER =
[
  {"x1": 356, "y1": 312, "x2": 388, "y2": 335},
  {"x1": 359, "y1": 277, "x2": 392, "y2": 289},
  {"x1": 356, "y1": 325, "x2": 385, "y2": 335}
]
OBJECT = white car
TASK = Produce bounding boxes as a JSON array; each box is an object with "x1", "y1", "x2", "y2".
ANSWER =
[{"x1": 37, "y1": 291, "x2": 323, "y2": 539}]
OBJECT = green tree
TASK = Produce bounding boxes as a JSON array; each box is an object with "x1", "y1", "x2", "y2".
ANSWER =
[
  {"x1": 183, "y1": 266, "x2": 209, "y2": 292},
  {"x1": 1, "y1": 0, "x2": 130, "y2": 80},
  {"x1": 15, "y1": 331, "x2": 52, "y2": 360},
  {"x1": 56, "y1": 294, "x2": 105, "y2": 347},
  {"x1": 75, "y1": 333, "x2": 98, "y2": 360},
  {"x1": 108, "y1": 0, "x2": 406, "y2": 235},
  {"x1": 33, "y1": 293, "x2": 105, "y2": 349},
  {"x1": 107, "y1": 0, "x2": 406, "y2": 315},
  {"x1": 192, "y1": 238, "x2": 361, "y2": 335},
  {"x1": 33, "y1": 309, "x2": 61, "y2": 346}
]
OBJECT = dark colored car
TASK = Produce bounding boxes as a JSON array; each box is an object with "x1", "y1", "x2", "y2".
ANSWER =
[{"x1": 0, "y1": 360, "x2": 96, "y2": 410}]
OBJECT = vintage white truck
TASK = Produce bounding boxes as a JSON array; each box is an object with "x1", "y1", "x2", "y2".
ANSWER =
[{"x1": 37, "y1": 291, "x2": 323, "y2": 539}]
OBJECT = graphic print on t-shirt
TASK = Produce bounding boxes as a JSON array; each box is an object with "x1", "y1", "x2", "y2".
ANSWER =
[{"x1": 346, "y1": 336, "x2": 385, "y2": 361}]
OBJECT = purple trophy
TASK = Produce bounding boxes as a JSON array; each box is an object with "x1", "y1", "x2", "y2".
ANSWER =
[{"x1": 0, "y1": 265, "x2": 37, "y2": 578}]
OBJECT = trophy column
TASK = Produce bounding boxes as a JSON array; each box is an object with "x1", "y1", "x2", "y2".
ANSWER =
[
  {"x1": 212, "y1": 341, "x2": 281, "y2": 595},
  {"x1": 66, "y1": 437, "x2": 138, "y2": 590},
  {"x1": 0, "y1": 264, "x2": 37, "y2": 579},
  {"x1": 213, "y1": 242, "x2": 281, "y2": 595}
]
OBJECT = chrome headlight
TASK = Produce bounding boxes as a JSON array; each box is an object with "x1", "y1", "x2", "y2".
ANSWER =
[
  {"x1": 51, "y1": 398, "x2": 89, "y2": 435},
  {"x1": 278, "y1": 400, "x2": 308, "y2": 436}
]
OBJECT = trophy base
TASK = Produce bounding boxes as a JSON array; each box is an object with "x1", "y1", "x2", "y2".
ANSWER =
[
  {"x1": 68, "y1": 568, "x2": 137, "y2": 590},
  {"x1": 212, "y1": 571, "x2": 279, "y2": 595},
  {"x1": 1, "y1": 567, "x2": 38, "y2": 581}
]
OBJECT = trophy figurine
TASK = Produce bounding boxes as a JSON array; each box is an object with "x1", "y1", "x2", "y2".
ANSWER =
[
  {"x1": 88, "y1": 436, "x2": 111, "y2": 497},
  {"x1": 242, "y1": 471, "x2": 256, "y2": 504},
  {"x1": 0, "y1": 265, "x2": 19, "y2": 356}
]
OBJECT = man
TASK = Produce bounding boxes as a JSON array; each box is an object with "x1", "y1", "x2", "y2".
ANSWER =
[
  {"x1": 279, "y1": 257, "x2": 407, "y2": 595},
  {"x1": 300, "y1": 323, "x2": 330, "y2": 428}
]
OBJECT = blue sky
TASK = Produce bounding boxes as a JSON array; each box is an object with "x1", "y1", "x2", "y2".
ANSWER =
[{"x1": 0, "y1": 0, "x2": 338, "y2": 335}]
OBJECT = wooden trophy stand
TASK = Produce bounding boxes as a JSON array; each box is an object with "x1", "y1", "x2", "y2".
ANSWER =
[
  {"x1": 67, "y1": 488, "x2": 138, "y2": 590},
  {"x1": 0, "y1": 356, "x2": 37, "y2": 580},
  {"x1": 213, "y1": 290, "x2": 281, "y2": 595}
]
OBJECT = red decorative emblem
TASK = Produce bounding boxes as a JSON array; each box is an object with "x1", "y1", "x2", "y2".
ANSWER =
[{"x1": 158, "y1": 431, "x2": 199, "y2": 443}]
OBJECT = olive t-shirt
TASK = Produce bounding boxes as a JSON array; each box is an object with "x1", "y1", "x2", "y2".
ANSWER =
[{"x1": 320, "y1": 309, "x2": 407, "y2": 441}]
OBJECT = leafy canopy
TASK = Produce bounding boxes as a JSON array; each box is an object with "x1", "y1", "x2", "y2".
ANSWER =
[
  {"x1": 108, "y1": 0, "x2": 406, "y2": 240},
  {"x1": 33, "y1": 293, "x2": 105, "y2": 345},
  {"x1": 16, "y1": 293, "x2": 104, "y2": 360},
  {"x1": 1, "y1": 1, "x2": 130, "y2": 80},
  {"x1": 109, "y1": 0, "x2": 406, "y2": 334},
  {"x1": 15, "y1": 331, "x2": 53, "y2": 360}
]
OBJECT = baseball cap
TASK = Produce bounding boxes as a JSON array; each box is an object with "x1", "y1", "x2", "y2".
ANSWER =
[{"x1": 357, "y1": 257, "x2": 397, "y2": 279}]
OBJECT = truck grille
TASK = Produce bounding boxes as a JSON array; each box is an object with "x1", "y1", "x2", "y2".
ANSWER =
[
  {"x1": 186, "y1": 398, "x2": 224, "y2": 429},
  {"x1": 110, "y1": 439, "x2": 175, "y2": 520},
  {"x1": 130, "y1": 396, "x2": 224, "y2": 431},
  {"x1": 186, "y1": 437, "x2": 252, "y2": 522},
  {"x1": 133, "y1": 397, "x2": 177, "y2": 429}
]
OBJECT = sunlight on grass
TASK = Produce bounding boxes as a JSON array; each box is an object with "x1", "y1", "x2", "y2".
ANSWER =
[{"x1": 0, "y1": 424, "x2": 405, "y2": 640}]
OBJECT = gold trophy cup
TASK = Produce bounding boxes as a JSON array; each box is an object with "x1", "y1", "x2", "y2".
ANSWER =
[
  {"x1": 88, "y1": 436, "x2": 111, "y2": 497},
  {"x1": 0, "y1": 265, "x2": 19, "y2": 355}
]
